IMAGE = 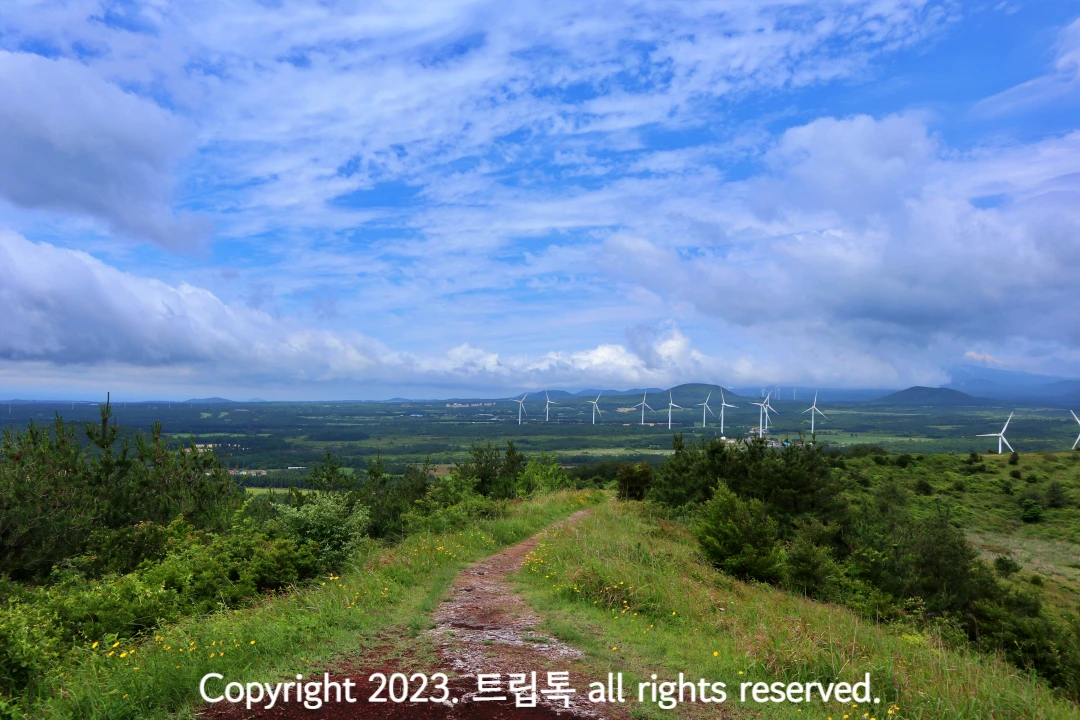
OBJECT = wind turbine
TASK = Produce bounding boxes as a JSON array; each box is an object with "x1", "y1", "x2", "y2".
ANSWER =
[
  {"x1": 752, "y1": 392, "x2": 777, "y2": 435},
  {"x1": 633, "y1": 392, "x2": 654, "y2": 425},
  {"x1": 667, "y1": 391, "x2": 683, "y2": 430},
  {"x1": 763, "y1": 393, "x2": 778, "y2": 431},
  {"x1": 587, "y1": 393, "x2": 603, "y2": 425},
  {"x1": 514, "y1": 393, "x2": 528, "y2": 425},
  {"x1": 977, "y1": 412, "x2": 1014, "y2": 454},
  {"x1": 1070, "y1": 410, "x2": 1080, "y2": 450},
  {"x1": 695, "y1": 391, "x2": 715, "y2": 428},
  {"x1": 802, "y1": 392, "x2": 827, "y2": 435},
  {"x1": 544, "y1": 391, "x2": 557, "y2": 422},
  {"x1": 718, "y1": 389, "x2": 737, "y2": 435},
  {"x1": 750, "y1": 396, "x2": 767, "y2": 435}
]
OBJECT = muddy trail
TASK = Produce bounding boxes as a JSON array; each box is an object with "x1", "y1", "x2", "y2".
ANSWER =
[{"x1": 203, "y1": 508, "x2": 628, "y2": 720}]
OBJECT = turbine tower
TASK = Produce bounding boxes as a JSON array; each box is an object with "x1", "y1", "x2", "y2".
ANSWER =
[
  {"x1": 667, "y1": 391, "x2": 683, "y2": 430},
  {"x1": 1070, "y1": 410, "x2": 1080, "y2": 450},
  {"x1": 718, "y1": 389, "x2": 737, "y2": 435},
  {"x1": 633, "y1": 392, "x2": 654, "y2": 425},
  {"x1": 763, "y1": 393, "x2": 778, "y2": 431},
  {"x1": 544, "y1": 391, "x2": 557, "y2": 422},
  {"x1": 977, "y1": 412, "x2": 1014, "y2": 454},
  {"x1": 587, "y1": 392, "x2": 603, "y2": 425},
  {"x1": 750, "y1": 396, "x2": 767, "y2": 435},
  {"x1": 802, "y1": 392, "x2": 827, "y2": 435},
  {"x1": 695, "y1": 391, "x2": 715, "y2": 428},
  {"x1": 514, "y1": 393, "x2": 528, "y2": 425}
]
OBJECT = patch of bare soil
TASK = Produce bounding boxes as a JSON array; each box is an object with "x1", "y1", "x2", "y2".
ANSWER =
[{"x1": 202, "y1": 509, "x2": 626, "y2": 720}]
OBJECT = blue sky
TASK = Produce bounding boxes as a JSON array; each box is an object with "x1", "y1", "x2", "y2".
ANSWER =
[{"x1": 1, "y1": 0, "x2": 1079, "y2": 400}]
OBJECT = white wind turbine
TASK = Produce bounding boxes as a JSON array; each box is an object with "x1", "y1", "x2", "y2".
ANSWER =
[
  {"x1": 587, "y1": 392, "x2": 603, "y2": 425},
  {"x1": 750, "y1": 396, "x2": 767, "y2": 434},
  {"x1": 718, "y1": 389, "x2": 737, "y2": 435},
  {"x1": 802, "y1": 392, "x2": 827, "y2": 435},
  {"x1": 763, "y1": 393, "x2": 778, "y2": 431},
  {"x1": 977, "y1": 412, "x2": 1014, "y2": 454},
  {"x1": 544, "y1": 391, "x2": 557, "y2": 422},
  {"x1": 752, "y1": 391, "x2": 777, "y2": 435},
  {"x1": 667, "y1": 391, "x2": 683, "y2": 430},
  {"x1": 1070, "y1": 410, "x2": 1080, "y2": 450},
  {"x1": 633, "y1": 392, "x2": 654, "y2": 425},
  {"x1": 514, "y1": 393, "x2": 529, "y2": 425},
  {"x1": 695, "y1": 391, "x2": 715, "y2": 428}
]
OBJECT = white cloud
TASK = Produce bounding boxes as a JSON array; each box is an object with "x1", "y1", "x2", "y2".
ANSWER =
[
  {"x1": 975, "y1": 17, "x2": 1080, "y2": 115},
  {"x1": 0, "y1": 230, "x2": 716, "y2": 393},
  {"x1": 0, "y1": 51, "x2": 207, "y2": 248}
]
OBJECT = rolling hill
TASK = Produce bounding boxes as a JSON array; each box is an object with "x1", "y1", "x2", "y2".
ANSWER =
[{"x1": 871, "y1": 386, "x2": 995, "y2": 406}]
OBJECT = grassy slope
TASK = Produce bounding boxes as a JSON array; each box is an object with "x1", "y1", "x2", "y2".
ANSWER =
[
  {"x1": 514, "y1": 502, "x2": 1080, "y2": 720},
  {"x1": 28, "y1": 489, "x2": 605, "y2": 720},
  {"x1": 845, "y1": 452, "x2": 1080, "y2": 612}
]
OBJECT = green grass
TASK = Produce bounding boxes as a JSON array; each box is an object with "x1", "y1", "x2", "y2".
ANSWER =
[
  {"x1": 844, "y1": 451, "x2": 1080, "y2": 605},
  {"x1": 514, "y1": 502, "x2": 1080, "y2": 719},
  {"x1": 25, "y1": 489, "x2": 605, "y2": 719}
]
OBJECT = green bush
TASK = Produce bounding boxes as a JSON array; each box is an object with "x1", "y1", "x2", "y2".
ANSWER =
[
  {"x1": 0, "y1": 400, "x2": 243, "y2": 581},
  {"x1": 273, "y1": 493, "x2": 370, "y2": 569},
  {"x1": 694, "y1": 483, "x2": 783, "y2": 583},
  {"x1": 995, "y1": 555, "x2": 1021, "y2": 577},
  {"x1": 1045, "y1": 480, "x2": 1069, "y2": 508},
  {"x1": 617, "y1": 461, "x2": 654, "y2": 501},
  {"x1": 1020, "y1": 498, "x2": 1044, "y2": 523},
  {"x1": 515, "y1": 455, "x2": 572, "y2": 497}
]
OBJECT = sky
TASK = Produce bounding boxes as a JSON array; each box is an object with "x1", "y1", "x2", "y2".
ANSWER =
[{"x1": 2, "y1": 0, "x2": 1080, "y2": 400}]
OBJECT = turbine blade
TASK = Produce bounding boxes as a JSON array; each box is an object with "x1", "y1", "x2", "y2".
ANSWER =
[
  {"x1": 1001, "y1": 412, "x2": 1013, "y2": 433},
  {"x1": 1072, "y1": 409, "x2": 1079, "y2": 424},
  {"x1": 1002, "y1": 436, "x2": 1014, "y2": 452}
]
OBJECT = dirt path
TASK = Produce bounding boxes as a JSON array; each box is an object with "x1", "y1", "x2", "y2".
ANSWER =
[{"x1": 203, "y1": 508, "x2": 623, "y2": 720}]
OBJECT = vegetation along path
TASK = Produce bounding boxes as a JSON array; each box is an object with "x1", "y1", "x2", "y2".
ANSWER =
[{"x1": 203, "y1": 505, "x2": 630, "y2": 720}]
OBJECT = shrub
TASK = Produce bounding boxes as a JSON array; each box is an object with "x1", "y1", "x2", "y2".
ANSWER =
[
  {"x1": 782, "y1": 520, "x2": 841, "y2": 598},
  {"x1": 0, "y1": 400, "x2": 243, "y2": 581},
  {"x1": 617, "y1": 462, "x2": 654, "y2": 501},
  {"x1": 0, "y1": 600, "x2": 58, "y2": 696},
  {"x1": 951, "y1": 478, "x2": 966, "y2": 492},
  {"x1": 895, "y1": 454, "x2": 914, "y2": 468},
  {"x1": 515, "y1": 455, "x2": 571, "y2": 497},
  {"x1": 994, "y1": 555, "x2": 1021, "y2": 577},
  {"x1": 1045, "y1": 480, "x2": 1069, "y2": 509},
  {"x1": 914, "y1": 478, "x2": 934, "y2": 496},
  {"x1": 1019, "y1": 498, "x2": 1044, "y2": 523},
  {"x1": 1008, "y1": 451, "x2": 1020, "y2": 465},
  {"x1": 273, "y1": 493, "x2": 370, "y2": 569},
  {"x1": 1010, "y1": 469, "x2": 1022, "y2": 480},
  {"x1": 694, "y1": 483, "x2": 783, "y2": 583}
]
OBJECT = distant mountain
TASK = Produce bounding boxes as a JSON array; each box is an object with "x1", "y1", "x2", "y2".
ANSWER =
[
  {"x1": 944, "y1": 365, "x2": 1080, "y2": 405},
  {"x1": 184, "y1": 397, "x2": 235, "y2": 404},
  {"x1": 572, "y1": 387, "x2": 667, "y2": 398},
  {"x1": 247, "y1": 397, "x2": 266, "y2": 402},
  {"x1": 871, "y1": 386, "x2": 995, "y2": 407}
]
